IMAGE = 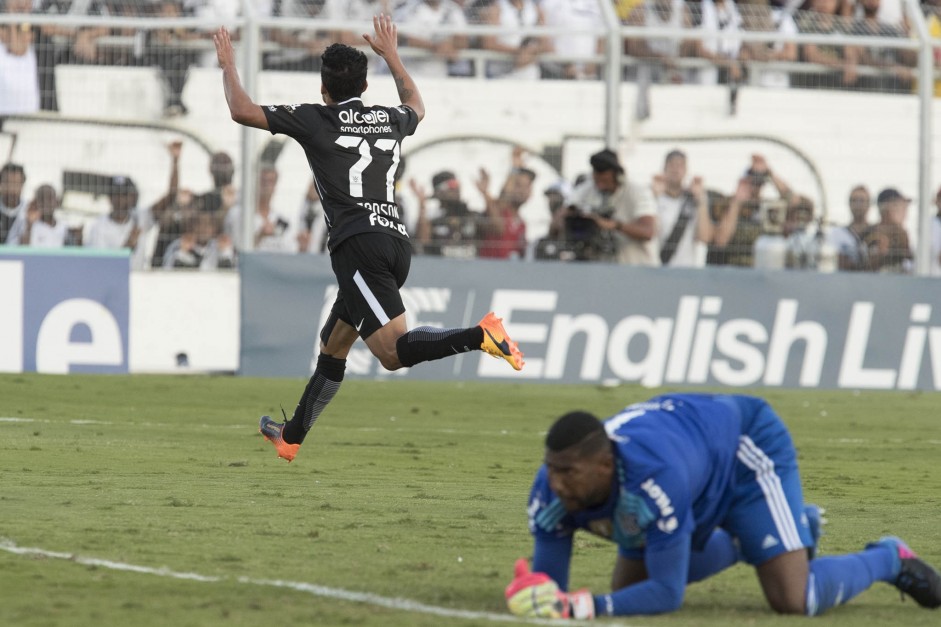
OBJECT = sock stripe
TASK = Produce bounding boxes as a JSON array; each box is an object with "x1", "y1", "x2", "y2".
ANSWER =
[
  {"x1": 402, "y1": 326, "x2": 465, "y2": 343},
  {"x1": 806, "y1": 571, "x2": 818, "y2": 616},
  {"x1": 283, "y1": 356, "x2": 346, "y2": 444},
  {"x1": 395, "y1": 326, "x2": 480, "y2": 367},
  {"x1": 302, "y1": 377, "x2": 342, "y2": 432}
]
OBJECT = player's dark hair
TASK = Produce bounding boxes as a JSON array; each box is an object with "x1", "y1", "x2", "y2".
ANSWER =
[
  {"x1": 321, "y1": 43, "x2": 368, "y2": 102},
  {"x1": 546, "y1": 411, "x2": 609, "y2": 457}
]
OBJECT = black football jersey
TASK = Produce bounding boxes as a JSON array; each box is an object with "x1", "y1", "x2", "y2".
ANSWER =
[{"x1": 263, "y1": 97, "x2": 419, "y2": 252}]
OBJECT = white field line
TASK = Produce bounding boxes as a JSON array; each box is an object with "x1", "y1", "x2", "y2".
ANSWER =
[
  {"x1": 0, "y1": 539, "x2": 641, "y2": 627},
  {"x1": 6, "y1": 419, "x2": 941, "y2": 445},
  {"x1": 0, "y1": 417, "x2": 525, "y2": 437}
]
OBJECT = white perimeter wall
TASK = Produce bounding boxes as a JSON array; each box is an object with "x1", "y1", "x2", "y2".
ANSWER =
[{"x1": 129, "y1": 272, "x2": 239, "y2": 374}]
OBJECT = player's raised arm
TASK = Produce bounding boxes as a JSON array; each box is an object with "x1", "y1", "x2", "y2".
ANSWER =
[
  {"x1": 363, "y1": 14, "x2": 425, "y2": 122},
  {"x1": 213, "y1": 27, "x2": 268, "y2": 130}
]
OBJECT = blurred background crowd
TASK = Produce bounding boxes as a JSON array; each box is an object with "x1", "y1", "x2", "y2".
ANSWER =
[{"x1": 1, "y1": 0, "x2": 940, "y2": 275}]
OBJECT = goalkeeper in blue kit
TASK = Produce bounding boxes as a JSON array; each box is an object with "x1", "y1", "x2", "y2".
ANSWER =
[{"x1": 506, "y1": 394, "x2": 941, "y2": 619}]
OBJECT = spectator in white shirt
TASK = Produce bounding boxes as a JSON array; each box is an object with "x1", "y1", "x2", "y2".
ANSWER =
[
  {"x1": 739, "y1": 0, "x2": 798, "y2": 89},
  {"x1": 692, "y1": 0, "x2": 744, "y2": 86},
  {"x1": 224, "y1": 165, "x2": 297, "y2": 253},
  {"x1": 653, "y1": 149, "x2": 719, "y2": 268},
  {"x1": 84, "y1": 175, "x2": 142, "y2": 250},
  {"x1": 394, "y1": 0, "x2": 469, "y2": 78},
  {"x1": 539, "y1": 0, "x2": 603, "y2": 79},
  {"x1": 5, "y1": 183, "x2": 67, "y2": 247}
]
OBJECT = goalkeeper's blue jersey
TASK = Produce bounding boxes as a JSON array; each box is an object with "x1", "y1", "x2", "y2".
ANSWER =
[
  {"x1": 527, "y1": 392, "x2": 802, "y2": 618},
  {"x1": 528, "y1": 393, "x2": 755, "y2": 555}
]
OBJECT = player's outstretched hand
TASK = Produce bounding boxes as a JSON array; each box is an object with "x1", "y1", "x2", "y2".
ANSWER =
[
  {"x1": 362, "y1": 14, "x2": 397, "y2": 59},
  {"x1": 504, "y1": 558, "x2": 595, "y2": 619},
  {"x1": 213, "y1": 27, "x2": 235, "y2": 69}
]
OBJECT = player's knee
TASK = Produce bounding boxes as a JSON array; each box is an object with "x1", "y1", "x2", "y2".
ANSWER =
[
  {"x1": 373, "y1": 346, "x2": 403, "y2": 371},
  {"x1": 640, "y1": 581, "x2": 684, "y2": 613},
  {"x1": 377, "y1": 354, "x2": 403, "y2": 371}
]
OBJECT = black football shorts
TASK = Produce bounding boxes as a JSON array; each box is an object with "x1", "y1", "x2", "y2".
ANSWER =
[{"x1": 326, "y1": 233, "x2": 412, "y2": 339}]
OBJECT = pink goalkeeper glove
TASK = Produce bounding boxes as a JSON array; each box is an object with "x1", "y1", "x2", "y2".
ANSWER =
[{"x1": 504, "y1": 558, "x2": 595, "y2": 619}]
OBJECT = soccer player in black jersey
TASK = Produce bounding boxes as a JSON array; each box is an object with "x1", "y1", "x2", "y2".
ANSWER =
[{"x1": 213, "y1": 15, "x2": 524, "y2": 463}]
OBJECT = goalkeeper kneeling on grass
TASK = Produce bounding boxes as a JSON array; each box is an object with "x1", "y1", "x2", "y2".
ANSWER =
[{"x1": 506, "y1": 393, "x2": 941, "y2": 619}]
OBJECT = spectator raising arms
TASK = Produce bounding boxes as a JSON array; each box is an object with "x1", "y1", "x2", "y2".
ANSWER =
[
  {"x1": 654, "y1": 149, "x2": 719, "y2": 268},
  {"x1": 5, "y1": 184, "x2": 67, "y2": 247},
  {"x1": 709, "y1": 154, "x2": 793, "y2": 267},
  {"x1": 477, "y1": 147, "x2": 534, "y2": 260},
  {"x1": 223, "y1": 164, "x2": 297, "y2": 253}
]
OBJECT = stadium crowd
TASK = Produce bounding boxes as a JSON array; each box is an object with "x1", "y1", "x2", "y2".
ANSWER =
[
  {"x1": 2, "y1": 145, "x2": 938, "y2": 275},
  {"x1": 0, "y1": 0, "x2": 934, "y2": 118},
  {"x1": 1, "y1": 0, "x2": 940, "y2": 274}
]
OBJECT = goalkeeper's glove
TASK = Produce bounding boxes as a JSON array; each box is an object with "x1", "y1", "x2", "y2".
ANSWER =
[{"x1": 504, "y1": 557, "x2": 595, "y2": 619}]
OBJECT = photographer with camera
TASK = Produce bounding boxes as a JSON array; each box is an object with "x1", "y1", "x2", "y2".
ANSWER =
[
  {"x1": 564, "y1": 148, "x2": 659, "y2": 265},
  {"x1": 411, "y1": 170, "x2": 486, "y2": 259}
]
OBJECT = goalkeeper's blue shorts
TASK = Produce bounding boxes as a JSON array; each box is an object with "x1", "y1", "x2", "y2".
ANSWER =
[{"x1": 722, "y1": 396, "x2": 816, "y2": 566}]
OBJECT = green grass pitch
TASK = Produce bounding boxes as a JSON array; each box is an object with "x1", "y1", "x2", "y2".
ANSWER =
[{"x1": 0, "y1": 374, "x2": 939, "y2": 626}]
